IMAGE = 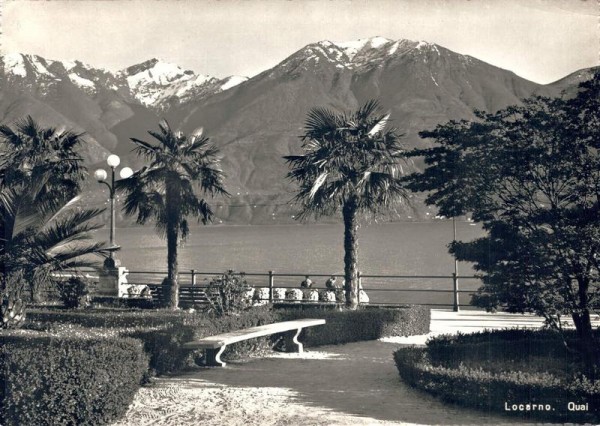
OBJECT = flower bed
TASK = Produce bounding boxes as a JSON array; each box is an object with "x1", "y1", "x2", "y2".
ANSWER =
[{"x1": 394, "y1": 330, "x2": 600, "y2": 423}]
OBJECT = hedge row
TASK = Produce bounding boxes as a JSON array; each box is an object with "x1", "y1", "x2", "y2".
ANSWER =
[
  {"x1": 27, "y1": 307, "x2": 204, "y2": 329},
  {"x1": 394, "y1": 344, "x2": 600, "y2": 423},
  {"x1": 0, "y1": 331, "x2": 148, "y2": 426},
  {"x1": 424, "y1": 329, "x2": 600, "y2": 371},
  {"x1": 28, "y1": 304, "x2": 430, "y2": 375},
  {"x1": 277, "y1": 305, "x2": 430, "y2": 346}
]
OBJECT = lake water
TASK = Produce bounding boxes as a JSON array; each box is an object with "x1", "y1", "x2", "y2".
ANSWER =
[{"x1": 109, "y1": 221, "x2": 485, "y2": 307}]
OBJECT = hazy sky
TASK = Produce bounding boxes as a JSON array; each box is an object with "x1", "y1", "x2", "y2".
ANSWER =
[{"x1": 3, "y1": 0, "x2": 599, "y2": 84}]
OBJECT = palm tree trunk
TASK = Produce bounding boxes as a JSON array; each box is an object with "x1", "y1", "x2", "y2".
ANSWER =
[
  {"x1": 342, "y1": 199, "x2": 359, "y2": 309},
  {"x1": 165, "y1": 182, "x2": 179, "y2": 309},
  {"x1": 166, "y1": 220, "x2": 179, "y2": 309}
]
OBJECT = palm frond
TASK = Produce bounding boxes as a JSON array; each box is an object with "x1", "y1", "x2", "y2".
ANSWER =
[
  {"x1": 309, "y1": 172, "x2": 329, "y2": 200},
  {"x1": 356, "y1": 100, "x2": 381, "y2": 122},
  {"x1": 368, "y1": 113, "x2": 390, "y2": 136},
  {"x1": 304, "y1": 107, "x2": 343, "y2": 140}
]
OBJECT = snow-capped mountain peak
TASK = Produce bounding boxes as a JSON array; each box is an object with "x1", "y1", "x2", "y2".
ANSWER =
[
  {"x1": 4, "y1": 53, "x2": 28, "y2": 77},
  {"x1": 333, "y1": 36, "x2": 394, "y2": 60},
  {"x1": 4, "y1": 53, "x2": 58, "y2": 79},
  {"x1": 124, "y1": 58, "x2": 209, "y2": 88},
  {"x1": 282, "y1": 37, "x2": 445, "y2": 73},
  {"x1": 2, "y1": 52, "x2": 126, "y2": 96},
  {"x1": 118, "y1": 58, "x2": 249, "y2": 110}
]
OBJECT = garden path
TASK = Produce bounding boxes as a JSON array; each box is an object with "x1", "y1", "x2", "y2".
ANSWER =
[{"x1": 115, "y1": 310, "x2": 583, "y2": 426}]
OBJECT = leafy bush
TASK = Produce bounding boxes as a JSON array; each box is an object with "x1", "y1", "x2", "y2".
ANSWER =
[
  {"x1": 278, "y1": 305, "x2": 430, "y2": 346},
  {"x1": 205, "y1": 270, "x2": 254, "y2": 316},
  {"x1": 394, "y1": 330, "x2": 600, "y2": 423},
  {"x1": 0, "y1": 329, "x2": 148, "y2": 426},
  {"x1": 57, "y1": 276, "x2": 90, "y2": 309}
]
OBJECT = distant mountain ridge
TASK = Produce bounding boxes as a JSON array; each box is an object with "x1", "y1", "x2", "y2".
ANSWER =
[
  {"x1": 0, "y1": 37, "x2": 597, "y2": 224},
  {"x1": 2, "y1": 53, "x2": 248, "y2": 111}
]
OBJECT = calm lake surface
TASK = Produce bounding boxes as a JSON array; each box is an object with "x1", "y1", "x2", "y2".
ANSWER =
[{"x1": 110, "y1": 221, "x2": 485, "y2": 306}]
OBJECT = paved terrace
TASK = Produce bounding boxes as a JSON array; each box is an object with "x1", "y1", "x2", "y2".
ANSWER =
[{"x1": 114, "y1": 310, "x2": 597, "y2": 426}]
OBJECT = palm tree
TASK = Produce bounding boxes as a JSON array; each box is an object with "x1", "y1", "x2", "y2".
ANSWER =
[
  {"x1": 117, "y1": 120, "x2": 229, "y2": 309},
  {"x1": 284, "y1": 100, "x2": 406, "y2": 308},
  {"x1": 0, "y1": 116, "x2": 94, "y2": 302},
  {"x1": 0, "y1": 116, "x2": 86, "y2": 214},
  {"x1": 0, "y1": 188, "x2": 108, "y2": 312}
]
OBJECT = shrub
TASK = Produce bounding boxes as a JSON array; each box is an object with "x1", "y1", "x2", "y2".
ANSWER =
[
  {"x1": 56, "y1": 276, "x2": 90, "y2": 309},
  {"x1": 27, "y1": 307, "x2": 202, "y2": 329},
  {"x1": 277, "y1": 305, "x2": 430, "y2": 346},
  {"x1": 424, "y1": 329, "x2": 600, "y2": 377},
  {"x1": 205, "y1": 270, "x2": 254, "y2": 316},
  {"x1": 394, "y1": 331, "x2": 600, "y2": 423},
  {"x1": 0, "y1": 329, "x2": 148, "y2": 426}
]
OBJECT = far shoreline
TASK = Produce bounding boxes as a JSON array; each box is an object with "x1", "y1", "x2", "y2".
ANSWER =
[{"x1": 105, "y1": 218, "x2": 479, "y2": 230}]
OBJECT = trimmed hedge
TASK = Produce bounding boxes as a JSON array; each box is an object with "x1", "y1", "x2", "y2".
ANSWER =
[
  {"x1": 278, "y1": 305, "x2": 430, "y2": 346},
  {"x1": 394, "y1": 332, "x2": 600, "y2": 423},
  {"x1": 27, "y1": 307, "x2": 202, "y2": 329},
  {"x1": 0, "y1": 330, "x2": 148, "y2": 426},
  {"x1": 28, "y1": 306, "x2": 280, "y2": 375},
  {"x1": 28, "y1": 305, "x2": 430, "y2": 375},
  {"x1": 427, "y1": 330, "x2": 572, "y2": 368}
]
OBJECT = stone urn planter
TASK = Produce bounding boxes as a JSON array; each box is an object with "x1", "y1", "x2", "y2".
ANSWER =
[
  {"x1": 285, "y1": 288, "x2": 303, "y2": 303},
  {"x1": 253, "y1": 288, "x2": 270, "y2": 305},
  {"x1": 303, "y1": 289, "x2": 319, "y2": 302},
  {"x1": 319, "y1": 290, "x2": 337, "y2": 303},
  {"x1": 273, "y1": 288, "x2": 287, "y2": 301}
]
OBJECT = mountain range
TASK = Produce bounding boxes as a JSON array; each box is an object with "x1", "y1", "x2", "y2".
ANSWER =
[{"x1": 1, "y1": 36, "x2": 597, "y2": 224}]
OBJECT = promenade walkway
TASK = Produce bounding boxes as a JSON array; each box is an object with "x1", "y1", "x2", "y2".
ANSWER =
[{"x1": 114, "y1": 310, "x2": 572, "y2": 426}]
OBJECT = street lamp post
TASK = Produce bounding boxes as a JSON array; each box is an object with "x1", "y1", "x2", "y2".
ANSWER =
[
  {"x1": 94, "y1": 154, "x2": 133, "y2": 268},
  {"x1": 452, "y1": 216, "x2": 460, "y2": 312}
]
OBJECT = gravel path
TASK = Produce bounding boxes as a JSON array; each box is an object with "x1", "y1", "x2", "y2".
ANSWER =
[{"x1": 114, "y1": 310, "x2": 563, "y2": 426}]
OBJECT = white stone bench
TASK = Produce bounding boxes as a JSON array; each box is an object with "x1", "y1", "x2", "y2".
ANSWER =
[{"x1": 182, "y1": 319, "x2": 326, "y2": 367}]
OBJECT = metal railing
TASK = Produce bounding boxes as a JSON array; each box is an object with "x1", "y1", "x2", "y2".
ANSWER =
[
  {"x1": 117, "y1": 269, "x2": 480, "y2": 311},
  {"x1": 55, "y1": 268, "x2": 480, "y2": 310}
]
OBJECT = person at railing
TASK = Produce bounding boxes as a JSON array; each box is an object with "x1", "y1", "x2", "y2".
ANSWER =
[
  {"x1": 300, "y1": 275, "x2": 313, "y2": 288},
  {"x1": 325, "y1": 275, "x2": 338, "y2": 290}
]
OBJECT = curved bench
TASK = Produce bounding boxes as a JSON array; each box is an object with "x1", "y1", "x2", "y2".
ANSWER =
[{"x1": 183, "y1": 319, "x2": 326, "y2": 367}]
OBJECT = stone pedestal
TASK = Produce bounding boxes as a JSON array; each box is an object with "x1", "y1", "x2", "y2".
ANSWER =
[
  {"x1": 97, "y1": 267, "x2": 119, "y2": 296},
  {"x1": 117, "y1": 266, "x2": 134, "y2": 297},
  {"x1": 96, "y1": 259, "x2": 129, "y2": 297}
]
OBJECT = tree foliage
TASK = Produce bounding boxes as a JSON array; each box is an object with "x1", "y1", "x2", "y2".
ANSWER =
[
  {"x1": 405, "y1": 72, "x2": 600, "y2": 357},
  {"x1": 117, "y1": 120, "x2": 229, "y2": 309},
  {"x1": 205, "y1": 270, "x2": 253, "y2": 317},
  {"x1": 0, "y1": 116, "x2": 86, "y2": 215},
  {"x1": 285, "y1": 100, "x2": 406, "y2": 308},
  {"x1": 0, "y1": 117, "x2": 108, "y2": 321}
]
